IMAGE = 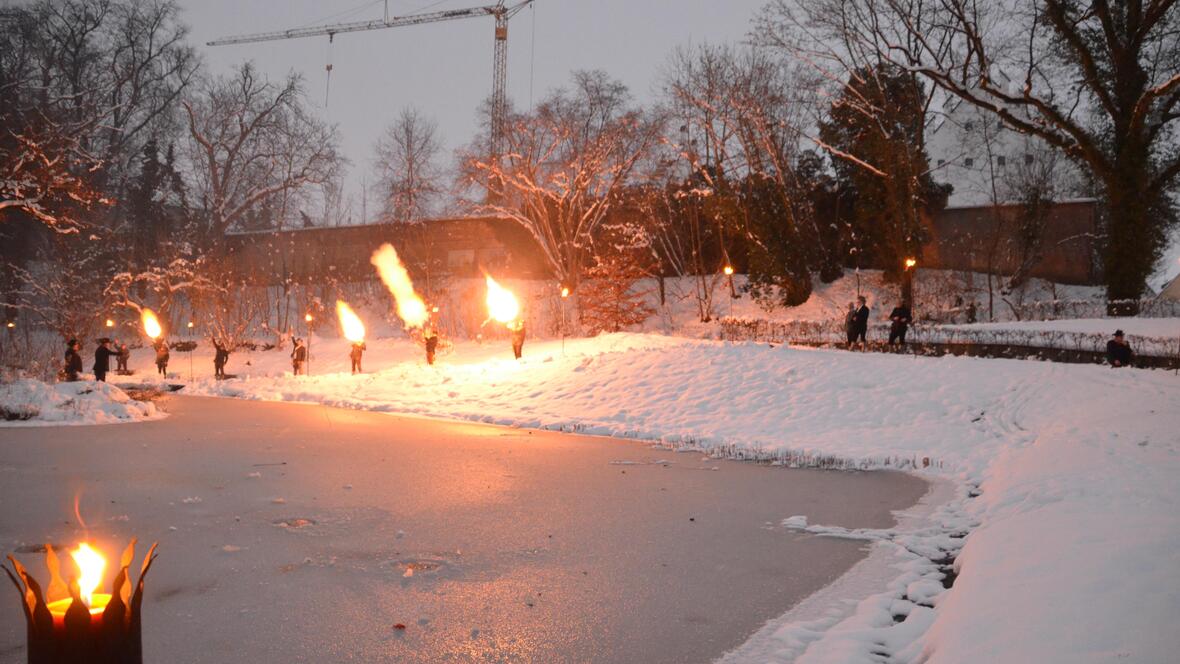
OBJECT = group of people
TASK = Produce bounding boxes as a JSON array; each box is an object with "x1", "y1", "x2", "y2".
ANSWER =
[
  {"x1": 62, "y1": 336, "x2": 239, "y2": 381},
  {"x1": 841, "y1": 296, "x2": 1137, "y2": 368},
  {"x1": 64, "y1": 338, "x2": 132, "y2": 382},
  {"x1": 285, "y1": 313, "x2": 525, "y2": 376},
  {"x1": 843, "y1": 296, "x2": 913, "y2": 348}
]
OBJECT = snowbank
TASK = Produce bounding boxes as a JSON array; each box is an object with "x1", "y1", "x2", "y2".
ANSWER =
[
  {"x1": 179, "y1": 333, "x2": 1179, "y2": 663},
  {"x1": 0, "y1": 379, "x2": 162, "y2": 426}
]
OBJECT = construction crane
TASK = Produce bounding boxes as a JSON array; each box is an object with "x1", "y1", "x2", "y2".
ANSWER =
[{"x1": 207, "y1": 0, "x2": 535, "y2": 165}]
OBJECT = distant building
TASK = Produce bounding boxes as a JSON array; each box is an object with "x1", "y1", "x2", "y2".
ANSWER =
[
  {"x1": 224, "y1": 216, "x2": 550, "y2": 285},
  {"x1": 923, "y1": 199, "x2": 1102, "y2": 285},
  {"x1": 925, "y1": 86, "x2": 1102, "y2": 285}
]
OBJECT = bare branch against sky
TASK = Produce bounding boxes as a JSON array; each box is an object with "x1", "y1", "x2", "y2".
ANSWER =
[{"x1": 176, "y1": 0, "x2": 766, "y2": 215}]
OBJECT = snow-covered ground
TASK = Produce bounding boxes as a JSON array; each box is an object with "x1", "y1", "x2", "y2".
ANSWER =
[
  {"x1": 0, "y1": 379, "x2": 162, "y2": 426},
  {"x1": 112, "y1": 332, "x2": 1180, "y2": 663}
]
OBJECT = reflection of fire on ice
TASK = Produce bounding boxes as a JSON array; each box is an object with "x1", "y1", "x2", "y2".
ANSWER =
[
  {"x1": 371, "y1": 243, "x2": 428, "y2": 329},
  {"x1": 335, "y1": 300, "x2": 366, "y2": 343},
  {"x1": 485, "y1": 275, "x2": 520, "y2": 325}
]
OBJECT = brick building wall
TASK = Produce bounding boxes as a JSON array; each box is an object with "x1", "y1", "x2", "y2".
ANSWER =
[
  {"x1": 923, "y1": 199, "x2": 1101, "y2": 285},
  {"x1": 224, "y1": 217, "x2": 551, "y2": 285}
]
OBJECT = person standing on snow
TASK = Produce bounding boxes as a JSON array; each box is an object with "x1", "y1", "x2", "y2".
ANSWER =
[
  {"x1": 93, "y1": 338, "x2": 117, "y2": 382},
  {"x1": 844, "y1": 302, "x2": 858, "y2": 346},
  {"x1": 1106, "y1": 330, "x2": 1134, "y2": 368},
  {"x1": 116, "y1": 340, "x2": 130, "y2": 373},
  {"x1": 424, "y1": 327, "x2": 439, "y2": 365},
  {"x1": 63, "y1": 339, "x2": 83, "y2": 382},
  {"x1": 213, "y1": 338, "x2": 230, "y2": 378},
  {"x1": 509, "y1": 319, "x2": 526, "y2": 359},
  {"x1": 349, "y1": 340, "x2": 366, "y2": 374},
  {"x1": 852, "y1": 296, "x2": 870, "y2": 349},
  {"x1": 888, "y1": 301, "x2": 913, "y2": 345},
  {"x1": 291, "y1": 338, "x2": 307, "y2": 375},
  {"x1": 153, "y1": 339, "x2": 170, "y2": 376}
]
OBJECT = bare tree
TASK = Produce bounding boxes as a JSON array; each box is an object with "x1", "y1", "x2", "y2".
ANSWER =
[
  {"x1": 463, "y1": 70, "x2": 663, "y2": 292},
  {"x1": 183, "y1": 63, "x2": 341, "y2": 240},
  {"x1": 1, "y1": 0, "x2": 195, "y2": 232},
  {"x1": 373, "y1": 106, "x2": 442, "y2": 223},
  {"x1": 763, "y1": 0, "x2": 1180, "y2": 301}
]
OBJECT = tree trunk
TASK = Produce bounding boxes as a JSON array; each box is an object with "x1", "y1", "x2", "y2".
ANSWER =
[{"x1": 1102, "y1": 160, "x2": 1154, "y2": 304}]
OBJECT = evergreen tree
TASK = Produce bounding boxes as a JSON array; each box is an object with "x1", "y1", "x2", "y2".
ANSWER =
[
  {"x1": 742, "y1": 174, "x2": 813, "y2": 307},
  {"x1": 818, "y1": 65, "x2": 950, "y2": 280}
]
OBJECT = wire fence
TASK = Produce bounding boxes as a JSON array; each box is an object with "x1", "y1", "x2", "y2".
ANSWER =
[
  {"x1": 720, "y1": 316, "x2": 1180, "y2": 369},
  {"x1": 921, "y1": 297, "x2": 1180, "y2": 324}
]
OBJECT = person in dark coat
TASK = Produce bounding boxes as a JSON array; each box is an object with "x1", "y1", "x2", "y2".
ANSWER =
[
  {"x1": 888, "y1": 301, "x2": 913, "y2": 345},
  {"x1": 291, "y1": 338, "x2": 307, "y2": 375},
  {"x1": 93, "y1": 338, "x2": 117, "y2": 382},
  {"x1": 509, "y1": 320, "x2": 526, "y2": 359},
  {"x1": 852, "y1": 296, "x2": 870, "y2": 348},
  {"x1": 116, "y1": 341, "x2": 130, "y2": 373},
  {"x1": 153, "y1": 339, "x2": 169, "y2": 376},
  {"x1": 213, "y1": 338, "x2": 230, "y2": 378},
  {"x1": 349, "y1": 340, "x2": 366, "y2": 374},
  {"x1": 63, "y1": 339, "x2": 83, "y2": 382},
  {"x1": 1106, "y1": 330, "x2": 1134, "y2": 368},
  {"x1": 844, "y1": 302, "x2": 858, "y2": 345},
  {"x1": 424, "y1": 327, "x2": 439, "y2": 365}
]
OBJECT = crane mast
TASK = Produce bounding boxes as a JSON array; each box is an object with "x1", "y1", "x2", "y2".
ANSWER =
[{"x1": 207, "y1": 0, "x2": 534, "y2": 165}]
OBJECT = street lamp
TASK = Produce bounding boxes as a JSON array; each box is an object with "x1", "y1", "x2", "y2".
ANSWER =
[
  {"x1": 304, "y1": 313, "x2": 314, "y2": 376},
  {"x1": 185, "y1": 322, "x2": 195, "y2": 380},
  {"x1": 903, "y1": 257, "x2": 917, "y2": 314},
  {"x1": 723, "y1": 265, "x2": 737, "y2": 316},
  {"x1": 105, "y1": 319, "x2": 115, "y2": 328},
  {"x1": 560, "y1": 286, "x2": 570, "y2": 354}
]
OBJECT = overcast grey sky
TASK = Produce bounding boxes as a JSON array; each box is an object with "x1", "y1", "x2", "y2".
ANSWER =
[{"x1": 183, "y1": 0, "x2": 767, "y2": 218}]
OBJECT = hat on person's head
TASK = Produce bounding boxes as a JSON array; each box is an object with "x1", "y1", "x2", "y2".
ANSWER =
[
  {"x1": 67, "y1": 338, "x2": 77, "y2": 346},
  {"x1": 1114, "y1": 329, "x2": 1125, "y2": 337},
  {"x1": 98, "y1": 337, "x2": 111, "y2": 344}
]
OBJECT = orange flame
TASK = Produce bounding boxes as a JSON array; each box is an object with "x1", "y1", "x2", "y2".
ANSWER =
[
  {"x1": 70, "y1": 543, "x2": 105, "y2": 607},
  {"x1": 335, "y1": 301, "x2": 366, "y2": 343},
  {"x1": 370, "y1": 244, "x2": 428, "y2": 329},
  {"x1": 485, "y1": 276, "x2": 520, "y2": 324},
  {"x1": 141, "y1": 309, "x2": 162, "y2": 340}
]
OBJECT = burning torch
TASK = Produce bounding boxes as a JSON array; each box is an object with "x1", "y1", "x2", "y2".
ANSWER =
[
  {"x1": 486, "y1": 276, "x2": 523, "y2": 359},
  {"x1": 336, "y1": 301, "x2": 366, "y2": 374}
]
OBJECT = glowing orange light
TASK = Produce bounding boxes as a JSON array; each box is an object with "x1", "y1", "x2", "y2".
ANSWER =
[
  {"x1": 5, "y1": 322, "x2": 13, "y2": 329},
  {"x1": 141, "y1": 309, "x2": 162, "y2": 340},
  {"x1": 904, "y1": 258, "x2": 917, "y2": 270},
  {"x1": 370, "y1": 243, "x2": 428, "y2": 329},
  {"x1": 44, "y1": 542, "x2": 112, "y2": 619},
  {"x1": 335, "y1": 300, "x2": 366, "y2": 343},
  {"x1": 304, "y1": 313, "x2": 314, "y2": 323},
  {"x1": 105, "y1": 319, "x2": 114, "y2": 328},
  {"x1": 485, "y1": 276, "x2": 520, "y2": 324},
  {"x1": 723, "y1": 265, "x2": 735, "y2": 276},
  {"x1": 71, "y1": 543, "x2": 105, "y2": 607},
  {"x1": 561, "y1": 287, "x2": 570, "y2": 298}
]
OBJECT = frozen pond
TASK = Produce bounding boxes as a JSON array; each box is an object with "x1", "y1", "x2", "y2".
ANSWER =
[{"x1": 0, "y1": 396, "x2": 926, "y2": 663}]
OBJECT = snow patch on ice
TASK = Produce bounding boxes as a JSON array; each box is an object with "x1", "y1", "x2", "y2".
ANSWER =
[{"x1": 0, "y1": 379, "x2": 162, "y2": 426}]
